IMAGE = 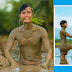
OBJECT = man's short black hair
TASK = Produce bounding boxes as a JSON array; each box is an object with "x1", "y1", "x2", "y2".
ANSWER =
[
  {"x1": 60, "y1": 20, "x2": 67, "y2": 27},
  {"x1": 19, "y1": 4, "x2": 34, "y2": 17},
  {"x1": 19, "y1": 4, "x2": 29, "y2": 14}
]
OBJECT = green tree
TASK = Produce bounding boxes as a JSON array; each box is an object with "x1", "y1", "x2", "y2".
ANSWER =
[
  {"x1": 4, "y1": 0, "x2": 36, "y2": 32},
  {"x1": 0, "y1": 0, "x2": 53, "y2": 39},
  {"x1": 33, "y1": 0, "x2": 53, "y2": 38},
  {"x1": 0, "y1": 9, "x2": 8, "y2": 35}
]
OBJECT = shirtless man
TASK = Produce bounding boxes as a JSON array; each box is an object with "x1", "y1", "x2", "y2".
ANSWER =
[
  {"x1": 4, "y1": 4, "x2": 52, "y2": 69},
  {"x1": 59, "y1": 20, "x2": 72, "y2": 64}
]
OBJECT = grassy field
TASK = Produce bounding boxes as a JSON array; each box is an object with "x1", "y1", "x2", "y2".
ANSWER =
[
  {"x1": 55, "y1": 43, "x2": 60, "y2": 45},
  {"x1": 1, "y1": 35, "x2": 8, "y2": 41},
  {"x1": 55, "y1": 42, "x2": 72, "y2": 45}
]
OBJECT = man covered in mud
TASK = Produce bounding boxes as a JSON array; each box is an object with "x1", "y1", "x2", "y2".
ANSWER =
[
  {"x1": 4, "y1": 4, "x2": 52, "y2": 69},
  {"x1": 59, "y1": 20, "x2": 72, "y2": 64}
]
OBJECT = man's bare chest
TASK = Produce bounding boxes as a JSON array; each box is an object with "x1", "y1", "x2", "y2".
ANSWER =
[{"x1": 16, "y1": 30, "x2": 41, "y2": 46}]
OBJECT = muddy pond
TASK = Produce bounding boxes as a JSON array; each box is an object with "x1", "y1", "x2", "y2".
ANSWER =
[
  {"x1": 0, "y1": 50, "x2": 53, "y2": 72},
  {"x1": 55, "y1": 48, "x2": 72, "y2": 65}
]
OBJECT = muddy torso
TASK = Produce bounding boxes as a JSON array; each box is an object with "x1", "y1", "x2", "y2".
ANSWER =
[
  {"x1": 59, "y1": 29, "x2": 72, "y2": 51},
  {"x1": 60, "y1": 29, "x2": 67, "y2": 45},
  {"x1": 12, "y1": 24, "x2": 43, "y2": 61}
]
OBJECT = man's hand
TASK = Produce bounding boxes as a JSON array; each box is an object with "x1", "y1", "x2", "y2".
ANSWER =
[
  {"x1": 11, "y1": 61, "x2": 19, "y2": 69},
  {"x1": 0, "y1": 56, "x2": 10, "y2": 67},
  {"x1": 39, "y1": 63, "x2": 48, "y2": 70},
  {"x1": 11, "y1": 62, "x2": 20, "y2": 72}
]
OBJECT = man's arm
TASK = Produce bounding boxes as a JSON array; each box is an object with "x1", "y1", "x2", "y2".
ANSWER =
[
  {"x1": 62, "y1": 30, "x2": 72, "y2": 38},
  {"x1": 41, "y1": 28, "x2": 52, "y2": 68},
  {"x1": 69, "y1": 35, "x2": 72, "y2": 38},
  {"x1": 4, "y1": 30, "x2": 18, "y2": 68}
]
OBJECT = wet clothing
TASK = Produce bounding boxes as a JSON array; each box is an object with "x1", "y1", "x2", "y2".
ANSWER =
[
  {"x1": 16, "y1": 59, "x2": 41, "y2": 66},
  {"x1": 16, "y1": 52, "x2": 42, "y2": 66},
  {"x1": 59, "y1": 29, "x2": 72, "y2": 55}
]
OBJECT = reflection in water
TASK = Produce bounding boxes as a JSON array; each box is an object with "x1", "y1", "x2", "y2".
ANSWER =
[
  {"x1": 55, "y1": 48, "x2": 72, "y2": 65},
  {"x1": 60, "y1": 57, "x2": 68, "y2": 64},
  {"x1": 0, "y1": 66, "x2": 52, "y2": 72},
  {"x1": 0, "y1": 50, "x2": 53, "y2": 72}
]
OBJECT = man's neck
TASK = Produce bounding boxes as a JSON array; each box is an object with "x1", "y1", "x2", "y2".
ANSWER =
[
  {"x1": 62, "y1": 27, "x2": 65, "y2": 30},
  {"x1": 23, "y1": 21, "x2": 33, "y2": 30}
]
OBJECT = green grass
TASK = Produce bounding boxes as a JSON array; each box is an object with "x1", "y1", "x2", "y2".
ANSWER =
[
  {"x1": 1, "y1": 36, "x2": 8, "y2": 41},
  {"x1": 55, "y1": 43, "x2": 60, "y2": 45},
  {"x1": 55, "y1": 42, "x2": 72, "y2": 45},
  {"x1": 66, "y1": 43, "x2": 72, "y2": 44}
]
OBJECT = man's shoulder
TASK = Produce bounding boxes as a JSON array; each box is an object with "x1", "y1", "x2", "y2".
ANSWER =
[
  {"x1": 11, "y1": 25, "x2": 23, "y2": 32},
  {"x1": 33, "y1": 24, "x2": 46, "y2": 31},
  {"x1": 60, "y1": 29, "x2": 66, "y2": 33},
  {"x1": 10, "y1": 25, "x2": 23, "y2": 34}
]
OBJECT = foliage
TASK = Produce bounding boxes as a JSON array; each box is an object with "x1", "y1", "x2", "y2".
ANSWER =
[
  {"x1": 0, "y1": 9, "x2": 8, "y2": 35},
  {"x1": 0, "y1": 0, "x2": 53, "y2": 39},
  {"x1": 55, "y1": 43, "x2": 60, "y2": 45},
  {"x1": 55, "y1": 39, "x2": 72, "y2": 46},
  {"x1": 55, "y1": 39, "x2": 61, "y2": 43},
  {"x1": 55, "y1": 42, "x2": 72, "y2": 45},
  {"x1": 55, "y1": 39, "x2": 72, "y2": 43},
  {"x1": 30, "y1": 17, "x2": 45, "y2": 26},
  {"x1": 22, "y1": 17, "x2": 45, "y2": 26},
  {"x1": 34, "y1": 0, "x2": 53, "y2": 35}
]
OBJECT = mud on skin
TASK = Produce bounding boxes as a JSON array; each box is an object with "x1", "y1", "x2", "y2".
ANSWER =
[
  {"x1": 59, "y1": 20, "x2": 72, "y2": 64},
  {"x1": 4, "y1": 4, "x2": 52, "y2": 69}
]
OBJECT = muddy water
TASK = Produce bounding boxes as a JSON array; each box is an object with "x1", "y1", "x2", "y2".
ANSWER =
[
  {"x1": 0, "y1": 50, "x2": 53, "y2": 72},
  {"x1": 55, "y1": 48, "x2": 72, "y2": 65},
  {"x1": 0, "y1": 66, "x2": 52, "y2": 72}
]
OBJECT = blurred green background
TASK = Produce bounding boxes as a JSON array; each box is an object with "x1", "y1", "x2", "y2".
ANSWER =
[{"x1": 0, "y1": 0, "x2": 53, "y2": 39}]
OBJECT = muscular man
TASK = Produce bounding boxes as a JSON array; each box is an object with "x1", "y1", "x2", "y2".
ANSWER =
[
  {"x1": 4, "y1": 4, "x2": 52, "y2": 69},
  {"x1": 59, "y1": 20, "x2": 72, "y2": 64}
]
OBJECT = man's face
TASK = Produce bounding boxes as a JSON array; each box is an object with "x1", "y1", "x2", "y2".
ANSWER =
[
  {"x1": 64, "y1": 23, "x2": 67, "y2": 28},
  {"x1": 19, "y1": 7, "x2": 32, "y2": 22},
  {"x1": 62, "y1": 23, "x2": 67, "y2": 28}
]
